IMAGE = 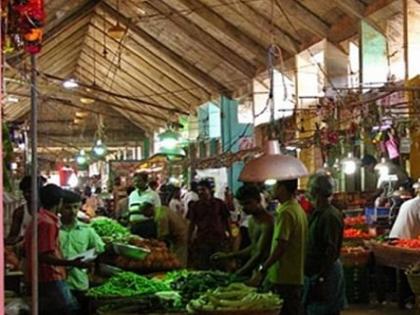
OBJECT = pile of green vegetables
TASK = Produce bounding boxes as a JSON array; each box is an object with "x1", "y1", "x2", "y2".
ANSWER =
[
  {"x1": 187, "y1": 283, "x2": 283, "y2": 313},
  {"x1": 97, "y1": 294, "x2": 183, "y2": 314},
  {"x1": 90, "y1": 217, "x2": 130, "y2": 243},
  {"x1": 87, "y1": 272, "x2": 170, "y2": 298},
  {"x1": 169, "y1": 271, "x2": 240, "y2": 302}
]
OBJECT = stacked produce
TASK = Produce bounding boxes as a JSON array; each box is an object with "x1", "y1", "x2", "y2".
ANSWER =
[
  {"x1": 186, "y1": 283, "x2": 283, "y2": 313},
  {"x1": 114, "y1": 238, "x2": 181, "y2": 271},
  {"x1": 96, "y1": 294, "x2": 183, "y2": 314},
  {"x1": 169, "y1": 270, "x2": 239, "y2": 302},
  {"x1": 91, "y1": 217, "x2": 130, "y2": 243},
  {"x1": 390, "y1": 238, "x2": 420, "y2": 249},
  {"x1": 87, "y1": 272, "x2": 170, "y2": 299},
  {"x1": 343, "y1": 228, "x2": 371, "y2": 239},
  {"x1": 344, "y1": 215, "x2": 366, "y2": 227}
]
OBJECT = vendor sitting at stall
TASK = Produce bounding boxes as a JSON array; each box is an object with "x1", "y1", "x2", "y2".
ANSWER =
[
  {"x1": 59, "y1": 190, "x2": 105, "y2": 314},
  {"x1": 390, "y1": 180, "x2": 420, "y2": 239},
  {"x1": 140, "y1": 199, "x2": 189, "y2": 267},
  {"x1": 211, "y1": 184, "x2": 273, "y2": 277}
]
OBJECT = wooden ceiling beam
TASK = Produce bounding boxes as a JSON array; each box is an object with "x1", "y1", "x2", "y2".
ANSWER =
[
  {"x1": 79, "y1": 43, "x2": 189, "y2": 114},
  {"x1": 100, "y1": 2, "x2": 232, "y2": 95},
  {"x1": 216, "y1": 0, "x2": 300, "y2": 53},
  {"x1": 90, "y1": 15, "x2": 209, "y2": 101},
  {"x1": 76, "y1": 61, "x2": 166, "y2": 127},
  {"x1": 36, "y1": 18, "x2": 90, "y2": 58},
  {"x1": 171, "y1": 0, "x2": 269, "y2": 61},
  {"x1": 84, "y1": 31, "x2": 196, "y2": 110},
  {"x1": 328, "y1": 0, "x2": 397, "y2": 43},
  {"x1": 38, "y1": 38, "x2": 85, "y2": 72},
  {"x1": 271, "y1": 0, "x2": 330, "y2": 39},
  {"x1": 143, "y1": 0, "x2": 256, "y2": 78},
  {"x1": 333, "y1": 0, "x2": 366, "y2": 19}
]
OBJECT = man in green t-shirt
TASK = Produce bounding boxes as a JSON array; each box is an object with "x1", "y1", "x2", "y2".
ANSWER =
[
  {"x1": 250, "y1": 179, "x2": 308, "y2": 315},
  {"x1": 59, "y1": 190, "x2": 105, "y2": 314},
  {"x1": 211, "y1": 184, "x2": 274, "y2": 277}
]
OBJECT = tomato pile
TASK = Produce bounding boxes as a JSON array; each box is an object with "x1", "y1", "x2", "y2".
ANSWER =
[
  {"x1": 343, "y1": 228, "x2": 371, "y2": 239},
  {"x1": 344, "y1": 215, "x2": 366, "y2": 227},
  {"x1": 390, "y1": 239, "x2": 420, "y2": 249}
]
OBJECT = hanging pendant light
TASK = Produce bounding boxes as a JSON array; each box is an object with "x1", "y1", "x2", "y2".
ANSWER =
[
  {"x1": 240, "y1": 45, "x2": 308, "y2": 183},
  {"x1": 92, "y1": 139, "x2": 108, "y2": 159},
  {"x1": 75, "y1": 149, "x2": 88, "y2": 166},
  {"x1": 341, "y1": 153, "x2": 360, "y2": 175},
  {"x1": 108, "y1": 0, "x2": 125, "y2": 40},
  {"x1": 239, "y1": 140, "x2": 308, "y2": 183},
  {"x1": 159, "y1": 129, "x2": 180, "y2": 151}
]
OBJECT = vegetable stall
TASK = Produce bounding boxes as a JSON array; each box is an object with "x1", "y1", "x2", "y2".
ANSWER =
[{"x1": 84, "y1": 217, "x2": 283, "y2": 314}]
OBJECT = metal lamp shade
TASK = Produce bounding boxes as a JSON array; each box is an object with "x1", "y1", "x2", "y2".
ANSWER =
[{"x1": 239, "y1": 140, "x2": 309, "y2": 182}]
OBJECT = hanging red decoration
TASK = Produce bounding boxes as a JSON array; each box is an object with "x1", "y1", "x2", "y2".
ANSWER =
[{"x1": 13, "y1": 0, "x2": 45, "y2": 54}]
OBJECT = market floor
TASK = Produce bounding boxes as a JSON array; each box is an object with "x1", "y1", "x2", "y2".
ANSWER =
[{"x1": 343, "y1": 304, "x2": 419, "y2": 314}]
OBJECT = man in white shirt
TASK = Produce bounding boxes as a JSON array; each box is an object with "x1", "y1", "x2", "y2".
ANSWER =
[
  {"x1": 182, "y1": 182, "x2": 199, "y2": 215},
  {"x1": 390, "y1": 184, "x2": 420, "y2": 239},
  {"x1": 147, "y1": 179, "x2": 162, "y2": 208}
]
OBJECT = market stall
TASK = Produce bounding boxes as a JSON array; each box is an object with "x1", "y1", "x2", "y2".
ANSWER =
[{"x1": 85, "y1": 217, "x2": 283, "y2": 315}]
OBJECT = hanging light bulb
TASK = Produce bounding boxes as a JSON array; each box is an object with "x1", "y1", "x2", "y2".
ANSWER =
[
  {"x1": 159, "y1": 129, "x2": 181, "y2": 152},
  {"x1": 75, "y1": 149, "x2": 88, "y2": 166},
  {"x1": 374, "y1": 157, "x2": 390, "y2": 176},
  {"x1": 92, "y1": 139, "x2": 108, "y2": 158},
  {"x1": 63, "y1": 78, "x2": 79, "y2": 89},
  {"x1": 341, "y1": 153, "x2": 360, "y2": 175},
  {"x1": 264, "y1": 179, "x2": 277, "y2": 186}
]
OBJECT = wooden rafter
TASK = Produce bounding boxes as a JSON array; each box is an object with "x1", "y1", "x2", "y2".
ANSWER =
[
  {"x1": 78, "y1": 43, "x2": 188, "y2": 115},
  {"x1": 144, "y1": 0, "x2": 256, "y2": 78},
  {"x1": 84, "y1": 31, "x2": 196, "y2": 110},
  {"x1": 99, "y1": 2, "x2": 232, "y2": 95},
  {"x1": 271, "y1": 0, "x2": 330, "y2": 39},
  {"x1": 333, "y1": 0, "x2": 366, "y2": 18},
  {"x1": 172, "y1": 0, "x2": 269, "y2": 61},
  {"x1": 328, "y1": 0, "x2": 397, "y2": 43},
  {"x1": 75, "y1": 61, "x2": 166, "y2": 127},
  {"x1": 217, "y1": 0, "x2": 300, "y2": 53},
  {"x1": 90, "y1": 15, "x2": 210, "y2": 101}
]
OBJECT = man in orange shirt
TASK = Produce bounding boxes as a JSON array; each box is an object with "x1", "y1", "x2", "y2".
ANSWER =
[{"x1": 24, "y1": 184, "x2": 89, "y2": 315}]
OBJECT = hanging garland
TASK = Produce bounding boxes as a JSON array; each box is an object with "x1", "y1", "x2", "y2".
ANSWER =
[
  {"x1": 14, "y1": 0, "x2": 45, "y2": 54},
  {"x1": 2, "y1": 0, "x2": 45, "y2": 55}
]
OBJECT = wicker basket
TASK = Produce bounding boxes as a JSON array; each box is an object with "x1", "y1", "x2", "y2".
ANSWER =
[{"x1": 407, "y1": 272, "x2": 420, "y2": 295}]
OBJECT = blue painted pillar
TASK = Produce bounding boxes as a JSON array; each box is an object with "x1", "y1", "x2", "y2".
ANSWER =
[{"x1": 221, "y1": 96, "x2": 253, "y2": 193}]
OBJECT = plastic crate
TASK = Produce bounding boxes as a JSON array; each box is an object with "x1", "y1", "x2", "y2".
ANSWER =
[
  {"x1": 365, "y1": 207, "x2": 390, "y2": 225},
  {"x1": 343, "y1": 266, "x2": 370, "y2": 304}
]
